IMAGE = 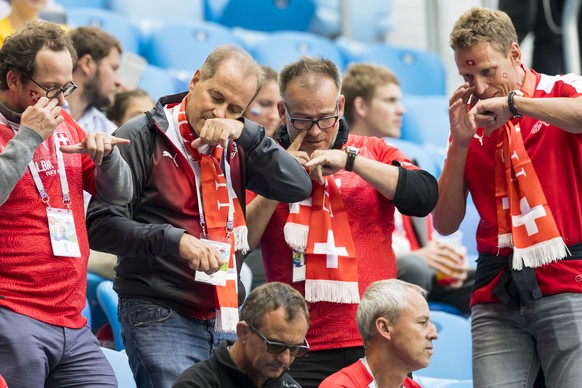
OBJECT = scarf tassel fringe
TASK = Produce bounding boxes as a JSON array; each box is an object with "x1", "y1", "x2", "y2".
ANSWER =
[
  {"x1": 512, "y1": 237, "x2": 570, "y2": 270},
  {"x1": 305, "y1": 280, "x2": 360, "y2": 304},
  {"x1": 284, "y1": 223, "x2": 309, "y2": 253},
  {"x1": 215, "y1": 307, "x2": 238, "y2": 333}
]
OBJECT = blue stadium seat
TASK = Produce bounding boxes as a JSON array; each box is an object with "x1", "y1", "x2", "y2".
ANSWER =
[
  {"x1": 458, "y1": 199, "x2": 480, "y2": 259},
  {"x1": 218, "y1": 0, "x2": 316, "y2": 32},
  {"x1": 56, "y1": 0, "x2": 108, "y2": 9},
  {"x1": 383, "y1": 138, "x2": 441, "y2": 179},
  {"x1": 108, "y1": 0, "x2": 204, "y2": 24},
  {"x1": 251, "y1": 31, "x2": 344, "y2": 72},
  {"x1": 66, "y1": 8, "x2": 141, "y2": 54},
  {"x1": 428, "y1": 301, "x2": 463, "y2": 316},
  {"x1": 97, "y1": 281, "x2": 123, "y2": 351},
  {"x1": 401, "y1": 95, "x2": 450, "y2": 148},
  {"x1": 100, "y1": 348, "x2": 136, "y2": 388},
  {"x1": 339, "y1": 0, "x2": 394, "y2": 42},
  {"x1": 86, "y1": 272, "x2": 108, "y2": 333},
  {"x1": 138, "y1": 65, "x2": 181, "y2": 101},
  {"x1": 143, "y1": 21, "x2": 240, "y2": 73},
  {"x1": 415, "y1": 311, "x2": 472, "y2": 381},
  {"x1": 352, "y1": 44, "x2": 446, "y2": 96},
  {"x1": 81, "y1": 298, "x2": 92, "y2": 329}
]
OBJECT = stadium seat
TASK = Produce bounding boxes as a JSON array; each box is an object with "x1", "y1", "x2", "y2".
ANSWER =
[
  {"x1": 218, "y1": 0, "x2": 316, "y2": 32},
  {"x1": 401, "y1": 95, "x2": 450, "y2": 148},
  {"x1": 143, "y1": 21, "x2": 240, "y2": 73},
  {"x1": 251, "y1": 31, "x2": 344, "y2": 72},
  {"x1": 86, "y1": 272, "x2": 108, "y2": 333},
  {"x1": 56, "y1": 0, "x2": 107, "y2": 9},
  {"x1": 66, "y1": 8, "x2": 141, "y2": 54},
  {"x1": 339, "y1": 0, "x2": 394, "y2": 42},
  {"x1": 351, "y1": 44, "x2": 446, "y2": 96},
  {"x1": 81, "y1": 298, "x2": 92, "y2": 329},
  {"x1": 96, "y1": 281, "x2": 123, "y2": 351},
  {"x1": 138, "y1": 64, "x2": 181, "y2": 101},
  {"x1": 428, "y1": 301, "x2": 463, "y2": 317},
  {"x1": 100, "y1": 348, "x2": 136, "y2": 388},
  {"x1": 415, "y1": 311, "x2": 472, "y2": 381},
  {"x1": 108, "y1": 0, "x2": 204, "y2": 24},
  {"x1": 383, "y1": 138, "x2": 441, "y2": 179},
  {"x1": 458, "y1": 199, "x2": 480, "y2": 259},
  {"x1": 240, "y1": 262, "x2": 253, "y2": 297}
]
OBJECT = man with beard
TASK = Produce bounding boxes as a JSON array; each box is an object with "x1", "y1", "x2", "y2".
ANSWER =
[{"x1": 68, "y1": 26, "x2": 121, "y2": 134}]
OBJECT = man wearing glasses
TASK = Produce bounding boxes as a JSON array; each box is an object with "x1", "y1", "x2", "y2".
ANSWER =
[
  {"x1": 0, "y1": 22, "x2": 132, "y2": 387},
  {"x1": 174, "y1": 282, "x2": 309, "y2": 388},
  {"x1": 245, "y1": 56, "x2": 438, "y2": 387}
]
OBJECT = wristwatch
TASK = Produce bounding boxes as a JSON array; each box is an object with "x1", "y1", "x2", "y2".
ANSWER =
[
  {"x1": 508, "y1": 90, "x2": 524, "y2": 118},
  {"x1": 344, "y1": 146, "x2": 360, "y2": 172}
]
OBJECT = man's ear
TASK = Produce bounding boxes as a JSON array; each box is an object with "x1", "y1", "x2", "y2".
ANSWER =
[
  {"x1": 189, "y1": 69, "x2": 202, "y2": 92},
  {"x1": 509, "y1": 41, "x2": 522, "y2": 66},
  {"x1": 6, "y1": 69, "x2": 22, "y2": 91},
  {"x1": 76, "y1": 53, "x2": 95, "y2": 77},
  {"x1": 236, "y1": 321, "x2": 250, "y2": 343},
  {"x1": 376, "y1": 317, "x2": 391, "y2": 341},
  {"x1": 277, "y1": 100, "x2": 286, "y2": 122},
  {"x1": 353, "y1": 96, "x2": 367, "y2": 118}
]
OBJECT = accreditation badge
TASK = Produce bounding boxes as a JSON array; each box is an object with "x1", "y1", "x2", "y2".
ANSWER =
[
  {"x1": 194, "y1": 237, "x2": 231, "y2": 286},
  {"x1": 47, "y1": 208, "x2": 81, "y2": 257}
]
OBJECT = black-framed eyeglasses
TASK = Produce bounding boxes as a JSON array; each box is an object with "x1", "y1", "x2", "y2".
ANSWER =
[
  {"x1": 29, "y1": 77, "x2": 77, "y2": 99},
  {"x1": 248, "y1": 324, "x2": 309, "y2": 358},
  {"x1": 284, "y1": 99, "x2": 339, "y2": 131}
]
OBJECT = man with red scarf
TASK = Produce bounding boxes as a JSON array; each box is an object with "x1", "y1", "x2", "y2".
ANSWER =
[
  {"x1": 86, "y1": 45, "x2": 311, "y2": 387},
  {"x1": 434, "y1": 7, "x2": 582, "y2": 387},
  {"x1": 246, "y1": 57, "x2": 438, "y2": 387}
]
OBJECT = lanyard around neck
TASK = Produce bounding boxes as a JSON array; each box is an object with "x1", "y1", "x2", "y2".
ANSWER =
[
  {"x1": 171, "y1": 106, "x2": 235, "y2": 237},
  {"x1": 27, "y1": 133, "x2": 71, "y2": 209}
]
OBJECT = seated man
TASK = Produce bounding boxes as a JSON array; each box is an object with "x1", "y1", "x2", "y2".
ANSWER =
[
  {"x1": 173, "y1": 282, "x2": 309, "y2": 388},
  {"x1": 320, "y1": 279, "x2": 437, "y2": 388}
]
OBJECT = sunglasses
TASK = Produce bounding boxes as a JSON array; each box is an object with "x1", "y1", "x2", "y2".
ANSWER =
[{"x1": 248, "y1": 324, "x2": 309, "y2": 358}]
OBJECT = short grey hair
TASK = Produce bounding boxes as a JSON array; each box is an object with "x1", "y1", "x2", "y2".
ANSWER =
[{"x1": 357, "y1": 279, "x2": 427, "y2": 347}]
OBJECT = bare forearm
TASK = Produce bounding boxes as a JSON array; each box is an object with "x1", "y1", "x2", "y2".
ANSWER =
[
  {"x1": 433, "y1": 142, "x2": 469, "y2": 235},
  {"x1": 246, "y1": 195, "x2": 279, "y2": 249},
  {"x1": 351, "y1": 155, "x2": 400, "y2": 200},
  {"x1": 514, "y1": 96, "x2": 582, "y2": 133}
]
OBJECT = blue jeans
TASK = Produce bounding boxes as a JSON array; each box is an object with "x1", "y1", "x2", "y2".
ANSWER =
[
  {"x1": 0, "y1": 307, "x2": 116, "y2": 388},
  {"x1": 472, "y1": 293, "x2": 582, "y2": 388},
  {"x1": 118, "y1": 297, "x2": 236, "y2": 388}
]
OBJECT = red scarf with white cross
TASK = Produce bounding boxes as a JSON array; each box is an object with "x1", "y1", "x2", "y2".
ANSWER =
[
  {"x1": 495, "y1": 120, "x2": 568, "y2": 269},
  {"x1": 176, "y1": 96, "x2": 247, "y2": 332},
  {"x1": 284, "y1": 177, "x2": 359, "y2": 303}
]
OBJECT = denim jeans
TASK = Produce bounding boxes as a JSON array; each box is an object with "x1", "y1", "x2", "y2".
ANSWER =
[
  {"x1": 118, "y1": 297, "x2": 236, "y2": 388},
  {"x1": 472, "y1": 293, "x2": 582, "y2": 388}
]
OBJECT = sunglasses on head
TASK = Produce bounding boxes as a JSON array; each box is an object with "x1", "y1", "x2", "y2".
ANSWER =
[{"x1": 248, "y1": 324, "x2": 309, "y2": 358}]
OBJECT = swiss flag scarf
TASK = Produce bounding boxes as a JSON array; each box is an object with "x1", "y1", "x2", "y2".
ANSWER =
[
  {"x1": 284, "y1": 177, "x2": 359, "y2": 303},
  {"x1": 495, "y1": 120, "x2": 568, "y2": 270},
  {"x1": 176, "y1": 96, "x2": 247, "y2": 332}
]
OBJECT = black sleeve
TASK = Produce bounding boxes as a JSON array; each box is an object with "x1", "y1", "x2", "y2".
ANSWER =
[
  {"x1": 393, "y1": 166, "x2": 438, "y2": 217},
  {"x1": 236, "y1": 118, "x2": 312, "y2": 203}
]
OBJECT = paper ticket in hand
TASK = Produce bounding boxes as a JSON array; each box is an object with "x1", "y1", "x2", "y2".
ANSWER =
[{"x1": 194, "y1": 239, "x2": 231, "y2": 286}]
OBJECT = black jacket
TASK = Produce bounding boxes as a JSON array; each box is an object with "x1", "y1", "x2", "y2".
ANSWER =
[
  {"x1": 173, "y1": 341, "x2": 301, "y2": 388},
  {"x1": 86, "y1": 93, "x2": 311, "y2": 316}
]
